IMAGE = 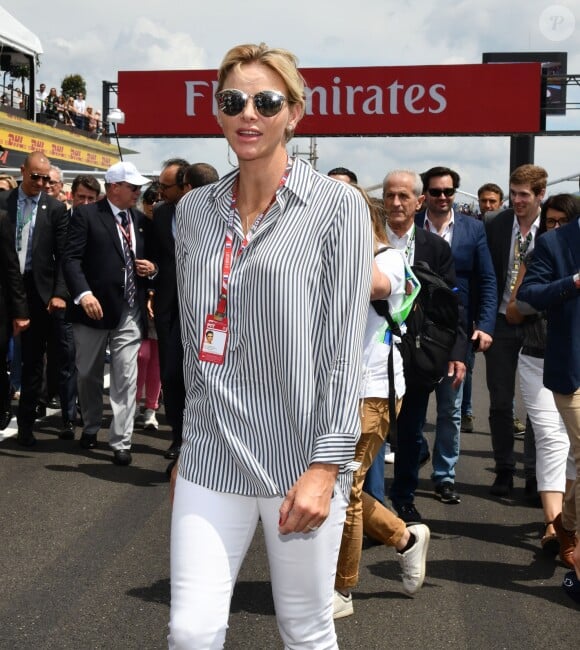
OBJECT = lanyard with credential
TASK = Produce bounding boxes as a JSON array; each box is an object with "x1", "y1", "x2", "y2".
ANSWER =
[{"x1": 214, "y1": 159, "x2": 293, "y2": 318}]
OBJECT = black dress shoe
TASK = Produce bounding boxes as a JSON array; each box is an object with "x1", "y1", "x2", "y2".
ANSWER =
[
  {"x1": 0, "y1": 405, "x2": 12, "y2": 431},
  {"x1": 164, "y1": 443, "x2": 181, "y2": 460},
  {"x1": 59, "y1": 421, "x2": 75, "y2": 440},
  {"x1": 393, "y1": 502, "x2": 423, "y2": 523},
  {"x1": 113, "y1": 450, "x2": 132, "y2": 466},
  {"x1": 490, "y1": 470, "x2": 514, "y2": 497},
  {"x1": 79, "y1": 434, "x2": 97, "y2": 449},
  {"x1": 16, "y1": 430, "x2": 36, "y2": 447},
  {"x1": 35, "y1": 403, "x2": 47, "y2": 419}
]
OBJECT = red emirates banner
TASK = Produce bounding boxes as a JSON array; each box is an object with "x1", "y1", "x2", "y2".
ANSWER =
[{"x1": 117, "y1": 63, "x2": 541, "y2": 137}]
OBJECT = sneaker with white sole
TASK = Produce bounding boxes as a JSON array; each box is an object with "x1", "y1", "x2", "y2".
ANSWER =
[
  {"x1": 332, "y1": 590, "x2": 353, "y2": 619},
  {"x1": 143, "y1": 408, "x2": 158, "y2": 430},
  {"x1": 397, "y1": 523, "x2": 430, "y2": 595}
]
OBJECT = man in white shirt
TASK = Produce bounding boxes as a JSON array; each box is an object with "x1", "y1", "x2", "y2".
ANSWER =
[{"x1": 484, "y1": 164, "x2": 546, "y2": 496}]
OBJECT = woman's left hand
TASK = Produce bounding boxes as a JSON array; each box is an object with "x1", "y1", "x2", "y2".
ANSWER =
[{"x1": 278, "y1": 463, "x2": 338, "y2": 535}]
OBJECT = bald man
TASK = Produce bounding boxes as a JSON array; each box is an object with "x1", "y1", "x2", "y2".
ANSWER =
[{"x1": 0, "y1": 152, "x2": 68, "y2": 446}]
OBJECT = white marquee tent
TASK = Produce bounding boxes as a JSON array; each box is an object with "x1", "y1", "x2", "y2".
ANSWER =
[{"x1": 0, "y1": 6, "x2": 43, "y2": 58}]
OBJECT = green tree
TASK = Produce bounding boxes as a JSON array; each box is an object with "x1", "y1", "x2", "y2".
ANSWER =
[
  {"x1": 10, "y1": 63, "x2": 30, "y2": 90},
  {"x1": 61, "y1": 74, "x2": 87, "y2": 99}
]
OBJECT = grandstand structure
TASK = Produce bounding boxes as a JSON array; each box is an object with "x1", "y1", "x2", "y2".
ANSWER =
[{"x1": 0, "y1": 7, "x2": 123, "y2": 175}]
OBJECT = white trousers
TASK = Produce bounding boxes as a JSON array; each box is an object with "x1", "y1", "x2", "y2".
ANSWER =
[
  {"x1": 168, "y1": 476, "x2": 348, "y2": 650},
  {"x1": 518, "y1": 353, "x2": 575, "y2": 492}
]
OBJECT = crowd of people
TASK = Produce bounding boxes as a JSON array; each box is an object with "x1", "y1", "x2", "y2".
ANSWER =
[
  {"x1": 1, "y1": 41, "x2": 579, "y2": 648},
  {"x1": 35, "y1": 82, "x2": 103, "y2": 133},
  {"x1": 0, "y1": 81, "x2": 103, "y2": 135}
]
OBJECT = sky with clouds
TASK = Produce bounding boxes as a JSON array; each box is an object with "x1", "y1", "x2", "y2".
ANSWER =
[{"x1": 2, "y1": 0, "x2": 579, "y2": 200}]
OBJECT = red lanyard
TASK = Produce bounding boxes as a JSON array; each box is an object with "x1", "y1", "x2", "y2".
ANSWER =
[
  {"x1": 215, "y1": 159, "x2": 293, "y2": 317},
  {"x1": 117, "y1": 215, "x2": 133, "y2": 251}
]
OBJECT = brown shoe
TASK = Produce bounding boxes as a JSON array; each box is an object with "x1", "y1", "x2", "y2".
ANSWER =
[{"x1": 552, "y1": 513, "x2": 577, "y2": 569}]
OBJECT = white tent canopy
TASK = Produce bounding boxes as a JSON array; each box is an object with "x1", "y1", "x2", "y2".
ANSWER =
[{"x1": 0, "y1": 7, "x2": 43, "y2": 58}]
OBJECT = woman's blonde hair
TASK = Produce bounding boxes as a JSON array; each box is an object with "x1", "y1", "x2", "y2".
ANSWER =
[
  {"x1": 351, "y1": 183, "x2": 390, "y2": 251},
  {"x1": 217, "y1": 43, "x2": 306, "y2": 141},
  {"x1": 0, "y1": 173, "x2": 18, "y2": 189}
]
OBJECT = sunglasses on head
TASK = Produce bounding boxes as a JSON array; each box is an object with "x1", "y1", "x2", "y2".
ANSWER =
[
  {"x1": 30, "y1": 173, "x2": 51, "y2": 183},
  {"x1": 215, "y1": 89, "x2": 287, "y2": 117},
  {"x1": 427, "y1": 187, "x2": 455, "y2": 198}
]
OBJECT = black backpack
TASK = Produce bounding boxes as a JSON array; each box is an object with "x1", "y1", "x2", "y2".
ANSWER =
[{"x1": 372, "y1": 261, "x2": 459, "y2": 395}]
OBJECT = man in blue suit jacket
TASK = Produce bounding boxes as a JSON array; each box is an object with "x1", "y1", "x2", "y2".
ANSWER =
[
  {"x1": 414, "y1": 167, "x2": 497, "y2": 505},
  {"x1": 518, "y1": 216, "x2": 580, "y2": 574}
]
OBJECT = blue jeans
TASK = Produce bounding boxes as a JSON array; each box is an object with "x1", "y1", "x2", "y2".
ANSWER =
[
  {"x1": 363, "y1": 440, "x2": 387, "y2": 502},
  {"x1": 431, "y1": 375, "x2": 463, "y2": 486},
  {"x1": 389, "y1": 388, "x2": 430, "y2": 506},
  {"x1": 461, "y1": 346, "x2": 475, "y2": 416}
]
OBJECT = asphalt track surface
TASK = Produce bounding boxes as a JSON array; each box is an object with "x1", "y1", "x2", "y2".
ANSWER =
[{"x1": 0, "y1": 360, "x2": 578, "y2": 649}]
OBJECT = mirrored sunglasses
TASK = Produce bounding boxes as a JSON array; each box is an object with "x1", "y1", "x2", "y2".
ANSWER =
[
  {"x1": 215, "y1": 89, "x2": 286, "y2": 117},
  {"x1": 30, "y1": 173, "x2": 51, "y2": 182}
]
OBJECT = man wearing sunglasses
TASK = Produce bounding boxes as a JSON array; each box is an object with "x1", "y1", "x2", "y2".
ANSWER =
[
  {"x1": 0, "y1": 152, "x2": 68, "y2": 447},
  {"x1": 411, "y1": 166, "x2": 496, "y2": 507},
  {"x1": 63, "y1": 161, "x2": 155, "y2": 466}
]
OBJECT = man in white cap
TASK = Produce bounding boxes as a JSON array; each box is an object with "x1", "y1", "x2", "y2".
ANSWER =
[{"x1": 63, "y1": 161, "x2": 155, "y2": 465}]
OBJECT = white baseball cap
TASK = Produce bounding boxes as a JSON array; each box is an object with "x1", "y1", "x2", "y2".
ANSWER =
[{"x1": 105, "y1": 161, "x2": 150, "y2": 186}]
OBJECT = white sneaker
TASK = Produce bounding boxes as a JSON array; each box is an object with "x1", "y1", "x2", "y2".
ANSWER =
[
  {"x1": 384, "y1": 442, "x2": 395, "y2": 464},
  {"x1": 332, "y1": 590, "x2": 353, "y2": 619},
  {"x1": 143, "y1": 408, "x2": 158, "y2": 430},
  {"x1": 397, "y1": 523, "x2": 430, "y2": 595}
]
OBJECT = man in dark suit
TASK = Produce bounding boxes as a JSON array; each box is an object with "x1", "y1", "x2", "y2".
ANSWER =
[
  {"x1": 55, "y1": 174, "x2": 102, "y2": 441},
  {"x1": 484, "y1": 164, "x2": 547, "y2": 496},
  {"x1": 370, "y1": 169, "x2": 467, "y2": 523},
  {"x1": 518, "y1": 215, "x2": 580, "y2": 576},
  {"x1": 63, "y1": 161, "x2": 155, "y2": 466},
  {"x1": 0, "y1": 209, "x2": 30, "y2": 429},
  {"x1": 414, "y1": 166, "x2": 496, "y2": 505},
  {"x1": 150, "y1": 159, "x2": 218, "y2": 460},
  {"x1": 0, "y1": 152, "x2": 68, "y2": 446}
]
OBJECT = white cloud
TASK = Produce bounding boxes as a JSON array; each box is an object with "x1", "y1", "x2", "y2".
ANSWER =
[{"x1": 1, "y1": 0, "x2": 578, "y2": 195}]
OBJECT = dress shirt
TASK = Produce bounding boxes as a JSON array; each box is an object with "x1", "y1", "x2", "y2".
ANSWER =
[
  {"x1": 499, "y1": 213, "x2": 540, "y2": 314},
  {"x1": 175, "y1": 156, "x2": 373, "y2": 498},
  {"x1": 424, "y1": 209, "x2": 455, "y2": 245},
  {"x1": 385, "y1": 222, "x2": 416, "y2": 264},
  {"x1": 17, "y1": 187, "x2": 39, "y2": 272}
]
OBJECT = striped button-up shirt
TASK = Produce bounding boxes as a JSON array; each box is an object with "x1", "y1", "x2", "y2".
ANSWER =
[{"x1": 175, "y1": 157, "x2": 373, "y2": 498}]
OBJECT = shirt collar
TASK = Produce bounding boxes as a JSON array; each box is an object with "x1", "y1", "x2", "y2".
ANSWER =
[
  {"x1": 107, "y1": 199, "x2": 130, "y2": 220},
  {"x1": 18, "y1": 186, "x2": 40, "y2": 204},
  {"x1": 424, "y1": 208, "x2": 454, "y2": 232},
  {"x1": 385, "y1": 221, "x2": 414, "y2": 245},
  {"x1": 209, "y1": 155, "x2": 310, "y2": 220},
  {"x1": 512, "y1": 212, "x2": 541, "y2": 236}
]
